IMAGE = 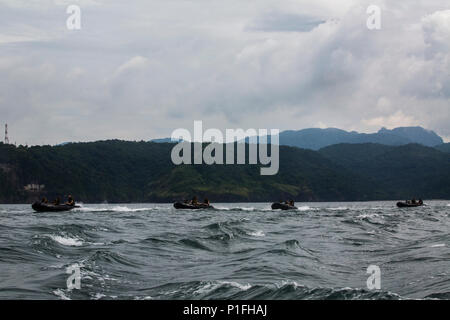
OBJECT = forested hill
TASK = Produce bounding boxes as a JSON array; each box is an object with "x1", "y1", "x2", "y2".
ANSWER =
[
  {"x1": 435, "y1": 143, "x2": 450, "y2": 153},
  {"x1": 0, "y1": 140, "x2": 449, "y2": 203},
  {"x1": 319, "y1": 143, "x2": 450, "y2": 200}
]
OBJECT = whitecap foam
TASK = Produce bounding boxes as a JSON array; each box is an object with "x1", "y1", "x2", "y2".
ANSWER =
[
  {"x1": 275, "y1": 280, "x2": 304, "y2": 289},
  {"x1": 194, "y1": 281, "x2": 251, "y2": 295},
  {"x1": 328, "y1": 207, "x2": 348, "y2": 210},
  {"x1": 53, "y1": 289, "x2": 71, "y2": 300},
  {"x1": 248, "y1": 230, "x2": 265, "y2": 237},
  {"x1": 49, "y1": 235, "x2": 83, "y2": 246},
  {"x1": 110, "y1": 206, "x2": 154, "y2": 212},
  {"x1": 430, "y1": 244, "x2": 445, "y2": 248},
  {"x1": 356, "y1": 213, "x2": 380, "y2": 219},
  {"x1": 134, "y1": 296, "x2": 153, "y2": 300},
  {"x1": 76, "y1": 206, "x2": 154, "y2": 213},
  {"x1": 94, "y1": 293, "x2": 106, "y2": 300},
  {"x1": 193, "y1": 282, "x2": 224, "y2": 295},
  {"x1": 75, "y1": 207, "x2": 110, "y2": 212},
  {"x1": 220, "y1": 281, "x2": 252, "y2": 291},
  {"x1": 297, "y1": 206, "x2": 311, "y2": 211}
]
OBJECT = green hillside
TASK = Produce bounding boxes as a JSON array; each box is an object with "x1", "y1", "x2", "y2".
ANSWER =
[
  {"x1": 0, "y1": 141, "x2": 449, "y2": 203},
  {"x1": 319, "y1": 143, "x2": 450, "y2": 199},
  {"x1": 435, "y1": 143, "x2": 450, "y2": 153}
]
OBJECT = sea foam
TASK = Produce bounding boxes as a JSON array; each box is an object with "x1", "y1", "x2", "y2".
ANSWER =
[
  {"x1": 248, "y1": 230, "x2": 265, "y2": 237},
  {"x1": 49, "y1": 235, "x2": 83, "y2": 246},
  {"x1": 194, "y1": 281, "x2": 252, "y2": 295}
]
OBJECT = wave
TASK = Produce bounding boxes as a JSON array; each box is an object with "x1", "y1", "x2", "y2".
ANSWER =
[
  {"x1": 3, "y1": 202, "x2": 449, "y2": 300},
  {"x1": 204, "y1": 219, "x2": 248, "y2": 232},
  {"x1": 212, "y1": 206, "x2": 230, "y2": 211},
  {"x1": 51, "y1": 277, "x2": 407, "y2": 300},
  {"x1": 213, "y1": 206, "x2": 276, "y2": 212},
  {"x1": 193, "y1": 281, "x2": 252, "y2": 295},
  {"x1": 204, "y1": 219, "x2": 265, "y2": 242},
  {"x1": 356, "y1": 213, "x2": 380, "y2": 219},
  {"x1": 74, "y1": 206, "x2": 157, "y2": 213},
  {"x1": 150, "y1": 280, "x2": 405, "y2": 300},
  {"x1": 425, "y1": 292, "x2": 450, "y2": 299},
  {"x1": 248, "y1": 230, "x2": 265, "y2": 237},
  {"x1": 214, "y1": 206, "x2": 258, "y2": 212},
  {"x1": 179, "y1": 238, "x2": 212, "y2": 251},
  {"x1": 109, "y1": 206, "x2": 156, "y2": 212},
  {"x1": 53, "y1": 289, "x2": 71, "y2": 300},
  {"x1": 48, "y1": 234, "x2": 83, "y2": 247},
  {"x1": 0, "y1": 247, "x2": 44, "y2": 263},
  {"x1": 87, "y1": 250, "x2": 139, "y2": 268}
]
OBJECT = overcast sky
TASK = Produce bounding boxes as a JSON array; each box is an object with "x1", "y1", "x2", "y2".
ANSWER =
[{"x1": 0, "y1": 0, "x2": 449, "y2": 145}]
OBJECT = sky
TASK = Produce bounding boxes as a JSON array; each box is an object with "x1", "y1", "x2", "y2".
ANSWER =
[{"x1": 0, "y1": 0, "x2": 449, "y2": 145}]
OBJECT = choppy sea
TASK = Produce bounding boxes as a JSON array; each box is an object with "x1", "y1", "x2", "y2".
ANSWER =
[{"x1": 0, "y1": 201, "x2": 448, "y2": 300}]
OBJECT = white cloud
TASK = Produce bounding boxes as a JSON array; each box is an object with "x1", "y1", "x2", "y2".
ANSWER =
[
  {"x1": 114, "y1": 56, "x2": 149, "y2": 77},
  {"x1": 362, "y1": 111, "x2": 420, "y2": 129},
  {"x1": 422, "y1": 9, "x2": 450, "y2": 53}
]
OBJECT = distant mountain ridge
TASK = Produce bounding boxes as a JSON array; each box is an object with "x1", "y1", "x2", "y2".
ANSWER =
[
  {"x1": 153, "y1": 126, "x2": 444, "y2": 150},
  {"x1": 278, "y1": 126, "x2": 443, "y2": 150},
  {"x1": 150, "y1": 138, "x2": 180, "y2": 143}
]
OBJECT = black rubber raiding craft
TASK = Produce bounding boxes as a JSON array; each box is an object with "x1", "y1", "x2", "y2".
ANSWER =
[
  {"x1": 396, "y1": 201, "x2": 423, "y2": 208},
  {"x1": 31, "y1": 202, "x2": 79, "y2": 212},
  {"x1": 173, "y1": 202, "x2": 214, "y2": 210},
  {"x1": 271, "y1": 202, "x2": 298, "y2": 210}
]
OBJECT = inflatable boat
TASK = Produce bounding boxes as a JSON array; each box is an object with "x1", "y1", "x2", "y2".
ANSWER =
[
  {"x1": 271, "y1": 202, "x2": 298, "y2": 210},
  {"x1": 396, "y1": 201, "x2": 423, "y2": 208},
  {"x1": 173, "y1": 202, "x2": 214, "y2": 210},
  {"x1": 32, "y1": 201, "x2": 79, "y2": 212}
]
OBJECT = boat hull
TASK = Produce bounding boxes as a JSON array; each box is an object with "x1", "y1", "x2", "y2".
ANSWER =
[
  {"x1": 396, "y1": 202, "x2": 423, "y2": 208},
  {"x1": 173, "y1": 202, "x2": 214, "y2": 210},
  {"x1": 32, "y1": 202, "x2": 79, "y2": 212},
  {"x1": 271, "y1": 202, "x2": 298, "y2": 210}
]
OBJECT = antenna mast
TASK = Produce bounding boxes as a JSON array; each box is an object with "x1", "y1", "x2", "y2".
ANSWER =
[{"x1": 4, "y1": 123, "x2": 9, "y2": 144}]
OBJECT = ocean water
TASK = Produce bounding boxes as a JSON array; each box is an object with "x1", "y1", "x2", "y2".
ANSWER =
[{"x1": 0, "y1": 201, "x2": 448, "y2": 300}]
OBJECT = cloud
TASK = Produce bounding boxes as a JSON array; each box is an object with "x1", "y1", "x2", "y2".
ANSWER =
[
  {"x1": 362, "y1": 111, "x2": 420, "y2": 129},
  {"x1": 114, "y1": 56, "x2": 149, "y2": 77},
  {"x1": 422, "y1": 9, "x2": 450, "y2": 53},
  {"x1": 0, "y1": 0, "x2": 449, "y2": 145},
  {"x1": 247, "y1": 12, "x2": 326, "y2": 32}
]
